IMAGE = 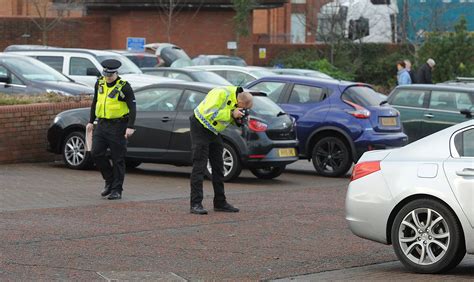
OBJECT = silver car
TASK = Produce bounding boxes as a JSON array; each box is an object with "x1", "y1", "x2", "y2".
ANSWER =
[{"x1": 346, "y1": 119, "x2": 474, "y2": 273}]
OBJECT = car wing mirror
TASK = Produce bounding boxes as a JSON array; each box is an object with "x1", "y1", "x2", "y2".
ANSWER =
[
  {"x1": 86, "y1": 68, "x2": 101, "y2": 77},
  {"x1": 460, "y1": 108, "x2": 473, "y2": 119},
  {"x1": 0, "y1": 75, "x2": 12, "y2": 85}
]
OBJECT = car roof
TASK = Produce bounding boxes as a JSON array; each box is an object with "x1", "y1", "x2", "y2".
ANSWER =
[
  {"x1": 6, "y1": 47, "x2": 121, "y2": 57},
  {"x1": 252, "y1": 74, "x2": 365, "y2": 88},
  {"x1": 0, "y1": 53, "x2": 38, "y2": 59},
  {"x1": 186, "y1": 65, "x2": 266, "y2": 71},
  {"x1": 141, "y1": 67, "x2": 206, "y2": 73},
  {"x1": 109, "y1": 50, "x2": 156, "y2": 56},
  {"x1": 135, "y1": 81, "x2": 219, "y2": 92},
  {"x1": 394, "y1": 84, "x2": 474, "y2": 93}
]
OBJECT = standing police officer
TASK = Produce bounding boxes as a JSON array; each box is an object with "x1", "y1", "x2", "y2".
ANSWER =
[
  {"x1": 86, "y1": 59, "x2": 136, "y2": 200},
  {"x1": 190, "y1": 86, "x2": 253, "y2": 214}
]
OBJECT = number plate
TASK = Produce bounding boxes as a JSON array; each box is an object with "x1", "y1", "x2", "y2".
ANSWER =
[
  {"x1": 380, "y1": 117, "x2": 398, "y2": 126},
  {"x1": 278, "y1": 148, "x2": 296, "y2": 157}
]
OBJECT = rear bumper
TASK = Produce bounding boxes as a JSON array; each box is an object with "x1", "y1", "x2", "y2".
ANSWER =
[
  {"x1": 243, "y1": 139, "x2": 299, "y2": 168},
  {"x1": 354, "y1": 131, "x2": 408, "y2": 161}
]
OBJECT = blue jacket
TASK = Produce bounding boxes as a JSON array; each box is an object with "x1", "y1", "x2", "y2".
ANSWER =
[{"x1": 397, "y1": 69, "x2": 412, "y2": 85}]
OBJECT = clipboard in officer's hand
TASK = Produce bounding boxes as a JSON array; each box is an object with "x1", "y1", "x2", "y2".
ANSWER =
[{"x1": 86, "y1": 125, "x2": 93, "y2": 152}]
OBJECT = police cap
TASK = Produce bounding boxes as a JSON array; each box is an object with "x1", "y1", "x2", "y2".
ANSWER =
[{"x1": 101, "y1": 59, "x2": 121, "y2": 73}]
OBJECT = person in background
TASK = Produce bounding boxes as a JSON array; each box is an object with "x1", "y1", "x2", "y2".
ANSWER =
[
  {"x1": 404, "y1": 59, "x2": 416, "y2": 84},
  {"x1": 415, "y1": 58, "x2": 436, "y2": 84},
  {"x1": 397, "y1": 61, "x2": 412, "y2": 85}
]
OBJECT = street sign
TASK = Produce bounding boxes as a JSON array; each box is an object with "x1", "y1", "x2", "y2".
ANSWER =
[
  {"x1": 227, "y1": 41, "x2": 237, "y2": 50},
  {"x1": 126, "y1": 37, "x2": 146, "y2": 52},
  {"x1": 259, "y1": 48, "x2": 266, "y2": 59}
]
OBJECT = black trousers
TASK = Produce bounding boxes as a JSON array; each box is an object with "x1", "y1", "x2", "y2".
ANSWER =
[
  {"x1": 189, "y1": 115, "x2": 226, "y2": 206},
  {"x1": 91, "y1": 120, "x2": 128, "y2": 192}
]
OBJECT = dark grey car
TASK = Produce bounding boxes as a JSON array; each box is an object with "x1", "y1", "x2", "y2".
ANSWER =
[
  {"x1": 47, "y1": 82, "x2": 299, "y2": 181},
  {"x1": 141, "y1": 67, "x2": 231, "y2": 85}
]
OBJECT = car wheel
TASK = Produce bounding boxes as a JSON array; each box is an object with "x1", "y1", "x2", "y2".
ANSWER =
[
  {"x1": 391, "y1": 199, "x2": 466, "y2": 274},
  {"x1": 312, "y1": 136, "x2": 351, "y2": 177},
  {"x1": 62, "y1": 131, "x2": 92, "y2": 170},
  {"x1": 249, "y1": 166, "x2": 285, "y2": 179},
  {"x1": 125, "y1": 160, "x2": 141, "y2": 169},
  {"x1": 205, "y1": 142, "x2": 242, "y2": 182}
]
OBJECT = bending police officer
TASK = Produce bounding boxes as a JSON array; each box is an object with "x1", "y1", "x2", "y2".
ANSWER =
[
  {"x1": 190, "y1": 86, "x2": 253, "y2": 214},
  {"x1": 86, "y1": 59, "x2": 136, "y2": 200}
]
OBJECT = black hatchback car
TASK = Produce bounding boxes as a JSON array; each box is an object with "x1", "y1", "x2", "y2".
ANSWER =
[{"x1": 47, "y1": 82, "x2": 299, "y2": 181}]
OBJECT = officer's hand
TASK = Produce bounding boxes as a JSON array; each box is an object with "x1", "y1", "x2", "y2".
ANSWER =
[
  {"x1": 86, "y1": 123, "x2": 94, "y2": 133},
  {"x1": 125, "y1": 128, "x2": 135, "y2": 139},
  {"x1": 232, "y1": 108, "x2": 244, "y2": 119}
]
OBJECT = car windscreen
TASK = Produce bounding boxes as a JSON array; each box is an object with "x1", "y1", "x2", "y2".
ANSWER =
[
  {"x1": 341, "y1": 86, "x2": 385, "y2": 107},
  {"x1": 249, "y1": 69, "x2": 277, "y2": 78},
  {"x1": 251, "y1": 96, "x2": 285, "y2": 117},
  {"x1": 97, "y1": 55, "x2": 142, "y2": 74},
  {"x1": 3, "y1": 56, "x2": 70, "y2": 82},
  {"x1": 212, "y1": 57, "x2": 247, "y2": 66},
  {"x1": 192, "y1": 71, "x2": 231, "y2": 85}
]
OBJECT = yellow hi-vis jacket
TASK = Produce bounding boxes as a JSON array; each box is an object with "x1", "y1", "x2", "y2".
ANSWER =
[
  {"x1": 95, "y1": 77, "x2": 129, "y2": 119},
  {"x1": 194, "y1": 86, "x2": 240, "y2": 134}
]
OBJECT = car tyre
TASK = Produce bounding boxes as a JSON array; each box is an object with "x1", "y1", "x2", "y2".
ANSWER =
[
  {"x1": 312, "y1": 136, "x2": 351, "y2": 177},
  {"x1": 249, "y1": 166, "x2": 285, "y2": 179},
  {"x1": 62, "y1": 131, "x2": 93, "y2": 170},
  {"x1": 205, "y1": 142, "x2": 242, "y2": 182},
  {"x1": 391, "y1": 198, "x2": 466, "y2": 274}
]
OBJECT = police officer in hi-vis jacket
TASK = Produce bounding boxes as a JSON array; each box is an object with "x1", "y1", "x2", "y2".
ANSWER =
[
  {"x1": 190, "y1": 86, "x2": 253, "y2": 214},
  {"x1": 86, "y1": 59, "x2": 136, "y2": 200}
]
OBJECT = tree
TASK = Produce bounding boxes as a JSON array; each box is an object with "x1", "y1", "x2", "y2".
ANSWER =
[
  {"x1": 27, "y1": 0, "x2": 84, "y2": 45},
  {"x1": 154, "y1": 0, "x2": 203, "y2": 42},
  {"x1": 418, "y1": 17, "x2": 474, "y2": 82},
  {"x1": 231, "y1": 0, "x2": 256, "y2": 53}
]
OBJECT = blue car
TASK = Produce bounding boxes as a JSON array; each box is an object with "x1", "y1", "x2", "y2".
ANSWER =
[{"x1": 246, "y1": 76, "x2": 408, "y2": 177}]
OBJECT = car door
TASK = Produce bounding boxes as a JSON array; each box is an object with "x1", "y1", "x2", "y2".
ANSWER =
[
  {"x1": 443, "y1": 126, "x2": 474, "y2": 227},
  {"x1": 168, "y1": 89, "x2": 206, "y2": 163},
  {"x1": 421, "y1": 90, "x2": 473, "y2": 139},
  {"x1": 388, "y1": 89, "x2": 429, "y2": 142},
  {"x1": 68, "y1": 56, "x2": 100, "y2": 87},
  {"x1": 127, "y1": 87, "x2": 183, "y2": 160},
  {"x1": 0, "y1": 65, "x2": 30, "y2": 95}
]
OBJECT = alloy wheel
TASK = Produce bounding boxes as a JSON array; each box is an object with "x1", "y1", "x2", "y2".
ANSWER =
[
  {"x1": 207, "y1": 147, "x2": 233, "y2": 177},
  {"x1": 64, "y1": 135, "x2": 86, "y2": 167}
]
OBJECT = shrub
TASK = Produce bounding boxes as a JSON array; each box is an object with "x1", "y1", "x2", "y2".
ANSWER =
[{"x1": 0, "y1": 93, "x2": 91, "y2": 106}]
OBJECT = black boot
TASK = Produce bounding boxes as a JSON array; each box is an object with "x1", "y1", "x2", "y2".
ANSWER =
[
  {"x1": 107, "y1": 190, "x2": 122, "y2": 200},
  {"x1": 100, "y1": 183, "x2": 112, "y2": 197},
  {"x1": 214, "y1": 202, "x2": 239, "y2": 212},
  {"x1": 190, "y1": 204, "x2": 208, "y2": 215}
]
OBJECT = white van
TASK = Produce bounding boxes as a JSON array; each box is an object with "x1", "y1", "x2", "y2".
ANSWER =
[{"x1": 4, "y1": 47, "x2": 176, "y2": 88}]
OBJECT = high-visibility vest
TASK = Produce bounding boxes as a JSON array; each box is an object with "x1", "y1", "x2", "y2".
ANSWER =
[
  {"x1": 194, "y1": 86, "x2": 239, "y2": 134},
  {"x1": 95, "y1": 77, "x2": 129, "y2": 119}
]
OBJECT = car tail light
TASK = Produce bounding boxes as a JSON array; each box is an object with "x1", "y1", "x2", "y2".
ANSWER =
[
  {"x1": 248, "y1": 119, "x2": 268, "y2": 132},
  {"x1": 344, "y1": 100, "x2": 370, "y2": 119},
  {"x1": 351, "y1": 161, "x2": 381, "y2": 181}
]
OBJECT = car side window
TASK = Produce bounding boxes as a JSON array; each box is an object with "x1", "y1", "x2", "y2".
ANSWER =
[
  {"x1": 288, "y1": 84, "x2": 324, "y2": 104},
  {"x1": 0, "y1": 66, "x2": 8, "y2": 77},
  {"x1": 226, "y1": 71, "x2": 253, "y2": 86},
  {"x1": 430, "y1": 91, "x2": 472, "y2": 112},
  {"x1": 135, "y1": 88, "x2": 183, "y2": 112},
  {"x1": 70, "y1": 57, "x2": 97, "y2": 76},
  {"x1": 390, "y1": 90, "x2": 427, "y2": 108},
  {"x1": 454, "y1": 128, "x2": 474, "y2": 157},
  {"x1": 182, "y1": 90, "x2": 205, "y2": 111},
  {"x1": 168, "y1": 72, "x2": 193, "y2": 82},
  {"x1": 37, "y1": 56, "x2": 64, "y2": 72},
  {"x1": 249, "y1": 81, "x2": 286, "y2": 103},
  {"x1": 11, "y1": 73, "x2": 23, "y2": 85}
]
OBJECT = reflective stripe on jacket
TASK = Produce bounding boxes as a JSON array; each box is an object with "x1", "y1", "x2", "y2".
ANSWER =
[
  {"x1": 194, "y1": 86, "x2": 239, "y2": 134},
  {"x1": 95, "y1": 77, "x2": 129, "y2": 119}
]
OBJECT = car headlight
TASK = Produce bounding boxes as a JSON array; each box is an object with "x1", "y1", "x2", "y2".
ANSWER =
[
  {"x1": 53, "y1": 116, "x2": 61, "y2": 124},
  {"x1": 46, "y1": 89, "x2": 73, "y2": 97}
]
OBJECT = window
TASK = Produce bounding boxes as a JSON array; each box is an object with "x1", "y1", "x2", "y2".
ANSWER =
[
  {"x1": 225, "y1": 71, "x2": 254, "y2": 86},
  {"x1": 182, "y1": 90, "x2": 205, "y2": 111},
  {"x1": 454, "y1": 128, "x2": 474, "y2": 157},
  {"x1": 70, "y1": 57, "x2": 97, "y2": 76},
  {"x1": 11, "y1": 74, "x2": 23, "y2": 85},
  {"x1": 249, "y1": 81, "x2": 286, "y2": 103},
  {"x1": 342, "y1": 86, "x2": 385, "y2": 107},
  {"x1": 429, "y1": 91, "x2": 472, "y2": 112},
  {"x1": 370, "y1": 0, "x2": 390, "y2": 4},
  {"x1": 36, "y1": 56, "x2": 64, "y2": 72},
  {"x1": 0, "y1": 66, "x2": 8, "y2": 77},
  {"x1": 167, "y1": 72, "x2": 193, "y2": 82},
  {"x1": 135, "y1": 88, "x2": 183, "y2": 112},
  {"x1": 289, "y1": 84, "x2": 324, "y2": 104},
  {"x1": 390, "y1": 90, "x2": 427, "y2": 108}
]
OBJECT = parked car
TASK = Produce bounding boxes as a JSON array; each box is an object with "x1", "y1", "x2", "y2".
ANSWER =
[
  {"x1": 187, "y1": 65, "x2": 275, "y2": 86},
  {"x1": 387, "y1": 84, "x2": 473, "y2": 143},
  {"x1": 141, "y1": 67, "x2": 231, "y2": 85},
  {"x1": 110, "y1": 50, "x2": 162, "y2": 68},
  {"x1": 346, "y1": 119, "x2": 474, "y2": 273},
  {"x1": 144, "y1": 43, "x2": 192, "y2": 67},
  {"x1": 192, "y1": 55, "x2": 247, "y2": 66},
  {"x1": 4, "y1": 47, "x2": 175, "y2": 89},
  {"x1": 270, "y1": 68, "x2": 334, "y2": 79},
  {"x1": 0, "y1": 53, "x2": 93, "y2": 96},
  {"x1": 47, "y1": 82, "x2": 299, "y2": 181},
  {"x1": 438, "y1": 77, "x2": 474, "y2": 88},
  {"x1": 246, "y1": 75, "x2": 408, "y2": 177}
]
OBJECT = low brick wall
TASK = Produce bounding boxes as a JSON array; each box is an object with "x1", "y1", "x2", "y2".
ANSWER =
[{"x1": 0, "y1": 101, "x2": 91, "y2": 164}]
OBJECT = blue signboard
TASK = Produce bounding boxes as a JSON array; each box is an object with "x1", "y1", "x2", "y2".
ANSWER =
[{"x1": 126, "y1": 37, "x2": 146, "y2": 52}]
